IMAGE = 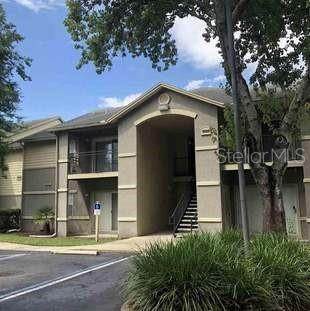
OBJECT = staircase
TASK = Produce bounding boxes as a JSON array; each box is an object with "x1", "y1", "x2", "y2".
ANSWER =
[
  {"x1": 170, "y1": 190, "x2": 198, "y2": 237},
  {"x1": 176, "y1": 192, "x2": 198, "y2": 235}
]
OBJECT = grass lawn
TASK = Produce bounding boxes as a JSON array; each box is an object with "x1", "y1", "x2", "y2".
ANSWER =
[{"x1": 0, "y1": 233, "x2": 116, "y2": 247}]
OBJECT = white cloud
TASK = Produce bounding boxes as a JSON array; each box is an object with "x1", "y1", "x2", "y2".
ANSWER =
[
  {"x1": 212, "y1": 74, "x2": 226, "y2": 83},
  {"x1": 99, "y1": 93, "x2": 141, "y2": 108},
  {"x1": 184, "y1": 79, "x2": 205, "y2": 91},
  {"x1": 170, "y1": 16, "x2": 222, "y2": 69},
  {"x1": 185, "y1": 74, "x2": 226, "y2": 90},
  {"x1": 10, "y1": 0, "x2": 64, "y2": 12}
]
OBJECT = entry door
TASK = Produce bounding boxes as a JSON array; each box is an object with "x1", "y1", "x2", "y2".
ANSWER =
[
  {"x1": 112, "y1": 193, "x2": 118, "y2": 231},
  {"x1": 235, "y1": 185, "x2": 298, "y2": 235},
  {"x1": 283, "y1": 185, "x2": 298, "y2": 236},
  {"x1": 93, "y1": 191, "x2": 112, "y2": 232}
]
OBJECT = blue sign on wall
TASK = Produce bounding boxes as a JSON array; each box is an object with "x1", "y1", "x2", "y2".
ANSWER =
[{"x1": 94, "y1": 201, "x2": 101, "y2": 210}]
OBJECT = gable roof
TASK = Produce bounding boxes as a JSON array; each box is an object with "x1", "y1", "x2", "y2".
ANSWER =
[
  {"x1": 192, "y1": 87, "x2": 232, "y2": 104},
  {"x1": 52, "y1": 83, "x2": 229, "y2": 132},
  {"x1": 51, "y1": 107, "x2": 121, "y2": 132},
  {"x1": 7, "y1": 116, "x2": 62, "y2": 143},
  {"x1": 105, "y1": 83, "x2": 227, "y2": 124}
]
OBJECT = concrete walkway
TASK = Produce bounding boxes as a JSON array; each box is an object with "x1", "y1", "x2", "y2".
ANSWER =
[{"x1": 0, "y1": 233, "x2": 174, "y2": 254}]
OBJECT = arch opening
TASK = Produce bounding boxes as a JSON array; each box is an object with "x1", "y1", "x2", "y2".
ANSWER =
[{"x1": 136, "y1": 114, "x2": 196, "y2": 235}]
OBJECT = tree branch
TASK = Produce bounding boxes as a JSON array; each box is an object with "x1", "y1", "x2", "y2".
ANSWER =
[
  {"x1": 281, "y1": 63, "x2": 310, "y2": 132},
  {"x1": 214, "y1": 0, "x2": 262, "y2": 150},
  {"x1": 232, "y1": 0, "x2": 250, "y2": 24}
]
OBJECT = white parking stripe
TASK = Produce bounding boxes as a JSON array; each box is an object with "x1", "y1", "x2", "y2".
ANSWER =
[
  {"x1": 0, "y1": 254, "x2": 27, "y2": 262},
  {"x1": 0, "y1": 257, "x2": 129, "y2": 303}
]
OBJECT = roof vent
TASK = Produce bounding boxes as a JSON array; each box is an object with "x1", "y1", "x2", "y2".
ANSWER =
[{"x1": 158, "y1": 93, "x2": 171, "y2": 111}]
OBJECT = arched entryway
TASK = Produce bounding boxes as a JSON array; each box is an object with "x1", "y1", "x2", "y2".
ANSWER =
[{"x1": 136, "y1": 114, "x2": 196, "y2": 235}]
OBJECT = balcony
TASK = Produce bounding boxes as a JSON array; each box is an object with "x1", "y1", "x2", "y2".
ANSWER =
[{"x1": 68, "y1": 150, "x2": 118, "y2": 179}]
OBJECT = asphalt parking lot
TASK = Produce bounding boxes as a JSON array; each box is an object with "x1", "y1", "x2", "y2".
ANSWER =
[{"x1": 0, "y1": 250, "x2": 130, "y2": 311}]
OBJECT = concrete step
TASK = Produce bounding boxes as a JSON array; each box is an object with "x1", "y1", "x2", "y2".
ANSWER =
[
  {"x1": 180, "y1": 219, "x2": 198, "y2": 223},
  {"x1": 184, "y1": 214, "x2": 197, "y2": 218},
  {"x1": 178, "y1": 225, "x2": 198, "y2": 229},
  {"x1": 182, "y1": 217, "x2": 198, "y2": 221},
  {"x1": 179, "y1": 221, "x2": 198, "y2": 225},
  {"x1": 179, "y1": 224, "x2": 198, "y2": 229},
  {"x1": 181, "y1": 218, "x2": 198, "y2": 223},
  {"x1": 176, "y1": 228, "x2": 198, "y2": 233}
]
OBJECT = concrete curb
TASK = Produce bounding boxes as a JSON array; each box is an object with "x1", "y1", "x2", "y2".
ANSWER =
[
  {"x1": 0, "y1": 233, "x2": 173, "y2": 254},
  {"x1": 51, "y1": 250, "x2": 99, "y2": 256}
]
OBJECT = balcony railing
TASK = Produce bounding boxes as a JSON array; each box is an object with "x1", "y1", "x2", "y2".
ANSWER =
[{"x1": 69, "y1": 150, "x2": 118, "y2": 174}]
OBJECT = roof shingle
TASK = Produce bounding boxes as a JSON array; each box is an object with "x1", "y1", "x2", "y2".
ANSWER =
[{"x1": 53, "y1": 85, "x2": 232, "y2": 131}]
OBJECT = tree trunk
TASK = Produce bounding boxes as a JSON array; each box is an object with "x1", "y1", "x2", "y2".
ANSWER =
[
  {"x1": 213, "y1": 0, "x2": 294, "y2": 234},
  {"x1": 252, "y1": 165, "x2": 287, "y2": 233}
]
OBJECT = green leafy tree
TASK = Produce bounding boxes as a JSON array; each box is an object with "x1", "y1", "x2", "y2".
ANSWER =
[
  {"x1": 0, "y1": 4, "x2": 31, "y2": 169},
  {"x1": 65, "y1": 0, "x2": 310, "y2": 233}
]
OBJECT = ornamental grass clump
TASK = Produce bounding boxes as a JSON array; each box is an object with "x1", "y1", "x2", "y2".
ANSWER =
[
  {"x1": 250, "y1": 234, "x2": 310, "y2": 311},
  {"x1": 123, "y1": 231, "x2": 310, "y2": 311},
  {"x1": 124, "y1": 231, "x2": 264, "y2": 311}
]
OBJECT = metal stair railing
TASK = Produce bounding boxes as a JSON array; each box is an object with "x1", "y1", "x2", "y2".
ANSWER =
[{"x1": 169, "y1": 189, "x2": 192, "y2": 236}]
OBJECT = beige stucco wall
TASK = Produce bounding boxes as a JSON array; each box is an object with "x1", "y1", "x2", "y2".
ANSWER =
[
  {"x1": 118, "y1": 89, "x2": 222, "y2": 237},
  {"x1": 56, "y1": 133, "x2": 69, "y2": 236}
]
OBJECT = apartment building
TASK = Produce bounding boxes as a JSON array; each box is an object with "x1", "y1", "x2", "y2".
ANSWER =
[{"x1": 3, "y1": 83, "x2": 310, "y2": 239}]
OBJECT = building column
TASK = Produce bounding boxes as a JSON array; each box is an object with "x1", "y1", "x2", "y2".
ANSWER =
[
  {"x1": 118, "y1": 121, "x2": 138, "y2": 238},
  {"x1": 194, "y1": 108, "x2": 222, "y2": 232},
  {"x1": 56, "y1": 133, "x2": 69, "y2": 236},
  {"x1": 302, "y1": 136, "x2": 310, "y2": 239}
]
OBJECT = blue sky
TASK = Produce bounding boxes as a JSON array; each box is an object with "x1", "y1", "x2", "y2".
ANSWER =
[{"x1": 2, "y1": 0, "x2": 225, "y2": 121}]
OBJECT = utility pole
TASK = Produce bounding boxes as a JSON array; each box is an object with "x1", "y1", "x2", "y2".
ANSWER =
[{"x1": 224, "y1": 0, "x2": 250, "y2": 248}]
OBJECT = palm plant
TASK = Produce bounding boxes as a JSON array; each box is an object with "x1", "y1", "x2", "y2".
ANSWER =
[{"x1": 34, "y1": 207, "x2": 55, "y2": 234}]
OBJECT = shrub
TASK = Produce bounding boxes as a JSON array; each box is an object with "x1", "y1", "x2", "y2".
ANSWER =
[
  {"x1": 0, "y1": 209, "x2": 21, "y2": 232},
  {"x1": 124, "y1": 231, "x2": 263, "y2": 311},
  {"x1": 123, "y1": 231, "x2": 310, "y2": 311}
]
